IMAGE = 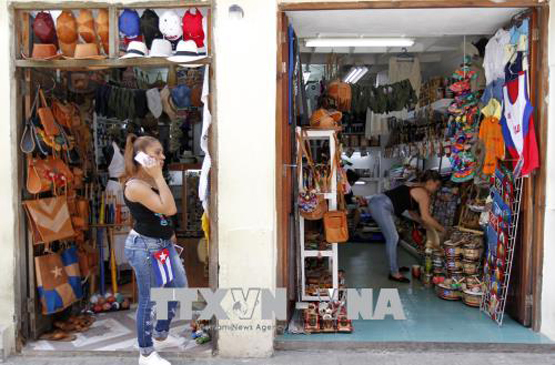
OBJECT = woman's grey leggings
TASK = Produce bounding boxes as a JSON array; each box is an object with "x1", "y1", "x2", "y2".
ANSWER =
[{"x1": 368, "y1": 194, "x2": 400, "y2": 274}]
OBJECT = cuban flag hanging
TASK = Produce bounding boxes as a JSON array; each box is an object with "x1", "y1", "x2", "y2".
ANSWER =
[{"x1": 151, "y1": 248, "x2": 174, "y2": 287}]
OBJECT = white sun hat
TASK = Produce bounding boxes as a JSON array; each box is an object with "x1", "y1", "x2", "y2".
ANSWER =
[
  {"x1": 120, "y1": 41, "x2": 148, "y2": 59},
  {"x1": 149, "y1": 38, "x2": 173, "y2": 58},
  {"x1": 167, "y1": 40, "x2": 207, "y2": 66}
]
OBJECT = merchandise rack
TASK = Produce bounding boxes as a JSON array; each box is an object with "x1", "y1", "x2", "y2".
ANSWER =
[
  {"x1": 296, "y1": 127, "x2": 339, "y2": 303},
  {"x1": 480, "y1": 175, "x2": 524, "y2": 326}
]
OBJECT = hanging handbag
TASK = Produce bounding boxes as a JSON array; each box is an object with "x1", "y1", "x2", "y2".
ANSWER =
[
  {"x1": 26, "y1": 156, "x2": 52, "y2": 194},
  {"x1": 327, "y1": 80, "x2": 352, "y2": 112},
  {"x1": 323, "y1": 211, "x2": 349, "y2": 243},
  {"x1": 20, "y1": 89, "x2": 41, "y2": 154},
  {"x1": 23, "y1": 196, "x2": 76, "y2": 244},
  {"x1": 37, "y1": 88, "x2": 60, "y2": 137},
  {"x1": 297, "y1": 130, "x2": 328, "y2": 220},
  {"x1": 34, "y1": 252, "x2": 78, "y2": 315},
  {"x1": 60, "y1": 246, "x2": 83, "y2": 300},
  {"x1": 52, "y1": 98, "x2": 74, "y2": 129}
]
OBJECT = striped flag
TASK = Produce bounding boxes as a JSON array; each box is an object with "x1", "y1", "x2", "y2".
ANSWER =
[{"x1": 151, "y1": 248, "x2": 174, "y2": 287}]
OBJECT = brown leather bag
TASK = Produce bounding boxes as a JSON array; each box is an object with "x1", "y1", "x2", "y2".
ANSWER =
[
  {"x1": 37, "y1": 89, "x2": 60, "y2": 136},
  {"x1": 52, "y1": 99, "x2": 73, "y2": 129},
  {"x1": 323, "y1": 211, "x2": 349, "y2": 243},
  {"x1": 23, "y1": 196, "x2": 76, "y2": 244},
  {"x1": 26, "y1": 157, "x2": 52, "y2": 194},
  {"x1": 77, "y1": 243, "x2": 98, "y2": 277}
]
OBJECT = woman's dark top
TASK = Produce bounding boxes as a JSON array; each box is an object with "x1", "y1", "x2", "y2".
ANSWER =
[
  {"x1": 384, "y1": 184, "x2": 419, "y2": 217},
  {"x1": 124, "y1": 180, "x2": 174, "y2": 240}
]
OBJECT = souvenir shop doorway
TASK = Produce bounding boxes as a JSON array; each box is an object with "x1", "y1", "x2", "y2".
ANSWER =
[
  {"x1": 275, "y1": 3, "x2": 553, "y2": 348},
  {"x1": 12, "y1": 2, "x2": 216, "y2": 356}
]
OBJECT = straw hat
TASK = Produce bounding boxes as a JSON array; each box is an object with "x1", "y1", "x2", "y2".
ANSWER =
[
  {"x1": 25, "y1": 44, "x2": 61, "y2": 60},
  {"x1": 96, "y1": 9, "x2": 110, "y2": 54},
  {"x1": 64, "y1": 43, "x2": 107, "y2": 60},
  {"x1": 56, "y1": 10, "x2": 78, "y2": 57},
  {"x1": 160, "y1": 86, "x2": 178, "y2": 121},
  {"x1": 149, "y1": 39, "x2": 173, "y2": 58},
  {"x1": 77, "y1": 9, "x2": 96, "y2": 43},
  {"x1": 167, "y1": 40, "x2": 207, "y2": 65},
  {"x1": 120, "y1": 41, "x2": 148, "y2": 59}
]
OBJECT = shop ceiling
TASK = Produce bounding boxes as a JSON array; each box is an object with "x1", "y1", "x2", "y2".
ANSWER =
[{"x1": 288, "y1": 7, "x2": 525, "y2": 56}]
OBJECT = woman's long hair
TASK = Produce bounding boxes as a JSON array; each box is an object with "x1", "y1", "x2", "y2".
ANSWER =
[{"x1": 123, "y1": 133, "x2": 159, "y2": 182}]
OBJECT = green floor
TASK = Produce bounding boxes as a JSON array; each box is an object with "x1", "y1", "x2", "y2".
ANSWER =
[{"x1": 280, "y1": 242, "x2": 553, "y2": 344}]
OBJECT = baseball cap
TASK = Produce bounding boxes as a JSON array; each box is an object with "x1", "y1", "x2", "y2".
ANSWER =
[{"x1": 140, "y1": 9, "x2": 162, "y2": 49}]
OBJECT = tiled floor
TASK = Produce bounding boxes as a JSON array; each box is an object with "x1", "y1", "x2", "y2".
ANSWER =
[
  {"x1": 24, "y1": 305, "x2": 211, "y2": 354},
  {"x1": 280, "y1": 242, "x2": 553, "y2": 344}
]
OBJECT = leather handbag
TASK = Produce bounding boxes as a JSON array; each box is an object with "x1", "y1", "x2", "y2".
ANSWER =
[
  {"x1": 327, "y1": 80, "x2": 352, "y2": 112},
  {"x1": 20, "y1": 89, "x2": 41, "y2": 154},
  {"x1": 23, "y1": 196, "x2": 76, "y2": 244},
  {"x1": 37, "y1": 88, "x2": 60, "y2": 136},
  {"x1": 26, "y1": 156, "x2": 53, "y2": 194},
  {"x1": 323, "y1": 210, "x2": 349, "y2": 243},
  {"x1": 35, "y1": 252, "x2": 77, "y2": 315},
  {"x1": 52, "y1": 98, "x2": 73, "y2": 129}
]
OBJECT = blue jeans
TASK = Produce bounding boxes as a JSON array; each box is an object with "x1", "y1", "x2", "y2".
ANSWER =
[
  {"x1": 124, "y1": 232, "x2": 188, "y2": 355},
  {"x1": 368, "y1": 194, "x2": 400, "y2": 274}
]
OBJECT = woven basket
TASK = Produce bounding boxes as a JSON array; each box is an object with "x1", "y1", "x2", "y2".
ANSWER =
[
  {"x1": 436, "y1": 283, "x2": 461, "y2": 301},
  {"x1": 463, "y1": 247, "x2": 483, "y2": 261},
  {"x1": 462, "y1": 260, "x2": 480, "y2": 275},
  {"x1": 462, "y1": 289, "x2": 483, "y2": 307}
]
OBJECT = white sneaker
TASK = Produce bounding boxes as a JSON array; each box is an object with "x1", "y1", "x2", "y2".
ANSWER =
[
  {"x1": 139, "y1": 351, "x2": 171, "y2": 365},
  {"x1": 153, "y1": 336, "x2": 185, "y2": 351}
]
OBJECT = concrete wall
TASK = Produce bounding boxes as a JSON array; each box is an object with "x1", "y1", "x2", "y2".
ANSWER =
[
  {"x1": 541, "y1": 1, "x2": 555, "y2": 342},
  {"x1": 213, "y1": 0, "x2": 277, "y2": 357},
  {"x1": 0, "y1": 2, "x2": 17, "y2": 359}
]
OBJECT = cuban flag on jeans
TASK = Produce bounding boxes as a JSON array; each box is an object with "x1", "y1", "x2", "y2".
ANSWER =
[{"x1": 151, "y1": 248, "x2": 174, "y2": 287}]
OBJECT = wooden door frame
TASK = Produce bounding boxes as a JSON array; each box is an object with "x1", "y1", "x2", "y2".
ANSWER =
[{"x1": 275, "y1": 0, "x2": 549, "y2": 333}]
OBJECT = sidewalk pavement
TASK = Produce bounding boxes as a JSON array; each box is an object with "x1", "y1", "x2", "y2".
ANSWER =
[{"x1": 4, "y1": 351, "x2": 555, "y2": 365}]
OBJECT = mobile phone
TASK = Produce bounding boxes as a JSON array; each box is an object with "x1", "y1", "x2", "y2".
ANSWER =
[{"x1": 134, "y1": 151, "x2": 154, "y2": 167}]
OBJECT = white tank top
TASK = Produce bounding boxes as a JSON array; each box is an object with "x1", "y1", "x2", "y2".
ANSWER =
[
  {"x1": 502, "y1": 72, "x2": 529, "y2": 156},
  {"x1": 108, "y1": 142, "x2": 125, "y2": 178}
]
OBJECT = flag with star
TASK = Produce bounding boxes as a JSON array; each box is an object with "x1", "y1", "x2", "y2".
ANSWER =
[
  {"x1": 35, "y1": 253, "x2": 77, "y2": 314},
  {"x1": 151, "y1": 248, "x2": 174, "y2": 287}
]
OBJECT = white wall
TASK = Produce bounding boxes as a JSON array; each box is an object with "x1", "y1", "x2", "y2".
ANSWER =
[
  {"x1": 0, "y1": 2, "x2": 17, "y2": 358},
  {"x1": 214, "y1": 0, "x2": 277, "y2": 357},
  {"x1": 541, "y1": 1, "x2": 555, "y2": 342}
]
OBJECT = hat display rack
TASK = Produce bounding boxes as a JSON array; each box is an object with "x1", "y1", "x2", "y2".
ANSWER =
[{"x1": 15, "y1": 3, "x2": 212, "y2": 69}]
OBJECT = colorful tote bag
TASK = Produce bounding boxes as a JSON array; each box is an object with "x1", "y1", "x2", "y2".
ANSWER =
[
  {"x1": 61, "y1": 246, "x2": 83, "y2": 300},
  {"x1": 35, "y1": 253, "x2": 77, "y2": 315}
]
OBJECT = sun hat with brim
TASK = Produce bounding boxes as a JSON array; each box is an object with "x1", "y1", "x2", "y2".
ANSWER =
[
  {"x1": 160, "y1": 86, "x2": 178, "y2": 121},
  {"x1": 149, "y1": 39, "x2": 173, "y2": 58},
  {"x1": 64, "y1": 43, "x2": 107, "y2": 60},
  {"x1": 23, "y1": 44, "x2": 62, "y2": 60},
  {"x1": 57, "y1": 10, "x2": 78, "y2": 57},
  {"x1": 33, "y1": 11, "x2": 58, "y2": 45},
  {"x1": 77, "y1": 9, "x2": 96, "y2": 43},
  {"x1": 167, "y1": 40, "x2": 207, "y2": 64},
  {"x1": 120, "y1": 41, "x2": 149, "y2": 59}
]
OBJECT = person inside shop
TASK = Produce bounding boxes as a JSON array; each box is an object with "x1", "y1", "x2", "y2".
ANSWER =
[
  {"x1": 123, "y1": 134, "x2": 188, "y2": 365},
  {"x1": 367, "y1": 170, "x2": 446, "y2": 283}
]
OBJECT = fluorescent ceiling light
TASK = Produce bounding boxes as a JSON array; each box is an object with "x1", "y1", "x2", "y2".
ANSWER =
[
  {"x1": 305, "y1": 38, "x2": 415, "y2": 48},
  {"x1": 344, "y1": 66, "x2": 368, "y2": 84},
  {"x1": 351, "y1": 67, "x2": 368, "y2": 84}
]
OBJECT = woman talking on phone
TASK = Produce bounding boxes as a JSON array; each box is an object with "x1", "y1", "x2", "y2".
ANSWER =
[{"x1": 123, "y1": 134, "x2": 188, "y2": 365}]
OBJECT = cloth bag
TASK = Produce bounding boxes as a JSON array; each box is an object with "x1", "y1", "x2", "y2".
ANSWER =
[
  {"x1": 61, "y1": 246, "x2": 83, "y2": 300},
  {"x1": 35, "y1": 252, "x2": 77, "y2": 315}
]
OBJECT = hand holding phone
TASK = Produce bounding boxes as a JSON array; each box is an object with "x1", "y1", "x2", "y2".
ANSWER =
[{"x1": 134, "y1": 151, "x2": 155, "y2": 167}]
